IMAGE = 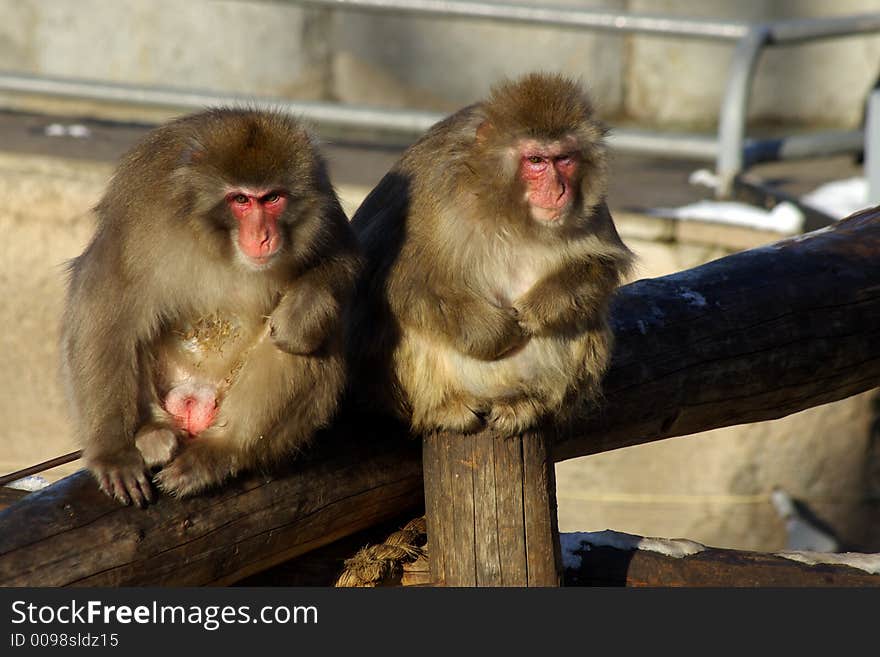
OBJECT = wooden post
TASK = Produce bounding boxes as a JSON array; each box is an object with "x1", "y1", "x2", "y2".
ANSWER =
[{"x1": 423, "y1": 428, "x2": 562, "y2": 587}]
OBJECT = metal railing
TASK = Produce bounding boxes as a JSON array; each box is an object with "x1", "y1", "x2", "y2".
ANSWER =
[
  {"x1": 1, "y1": 0, "x2": 879, "y2": 197},
  {"x1": 869, "y1": 89, "x2": 880, "y2": 205}
]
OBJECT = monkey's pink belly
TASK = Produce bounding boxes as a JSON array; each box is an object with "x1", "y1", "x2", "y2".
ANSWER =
[{"x1": 164, "y1": 384, "x2": 218, "y2": 436}]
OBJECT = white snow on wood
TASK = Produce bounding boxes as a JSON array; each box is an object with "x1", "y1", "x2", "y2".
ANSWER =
[
  {"x1": 6, "y1": 475, "x2": 49, "y2": 491},
  {"x1": 561, "y1": 530, "x2": 706, "y2": 569},
  {"x1": 647, "y1": 199, "x2": 804, "y2": 233},
  {"x1": 44, "y1": 123, "x2": 92, "y2": 139},
  {"x1": 651, "y1": 170, "x2": 874, "y2": 232},
  {"x1": 801, "y1": 177, "x2": 870, "y2": 219},
  {"x1": 678, "y1": 287, "x2": 707, "y2": 307},
  {"x1": 688, "y1": 168, "x2": 719, "y2": 189},
  {"x1": 775, "y1": 551, "x2": 880, "y2": 575}
]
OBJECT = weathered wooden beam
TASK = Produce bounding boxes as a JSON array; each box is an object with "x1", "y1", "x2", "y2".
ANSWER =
[
  {"x1": 0, "y1": 422, "x2": 422, "y2": 586},
  {"x1": 562, "y1": 531, "x2": 880, "y2": 587},
  {"x1": 423, "y1": 430, "x2": 562, "y2": 586},
  {"x1": 318, "y1": 527, "x2": 880, "y2": 587},
  {"x1": 554, "y1": 205, "x2": 880, "y2": 461},
  {"x1": 0, "y1": 487, "x2": 29, "y2": 512},
  {"x1": 1, "y1": 208, "x2": 878, "y2": 586}
]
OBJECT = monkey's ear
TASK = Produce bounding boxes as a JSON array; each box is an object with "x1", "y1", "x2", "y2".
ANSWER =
[
  {"x1": 475, "y1": 120, "x2": 495, "y2": 145},
  {"x1": 179, "y1": 137, "x2": 206, "y2": 167},
  {"x1": 181, "y1": 148, "x2": 205, "y2": 166}
]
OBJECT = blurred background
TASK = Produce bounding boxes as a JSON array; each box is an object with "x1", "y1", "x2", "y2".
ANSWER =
[{"x1": 1, "y1": 0, "x2": 879, "y2": 554}]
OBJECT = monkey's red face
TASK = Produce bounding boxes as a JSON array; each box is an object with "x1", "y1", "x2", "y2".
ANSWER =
[
  {"x1": 518, "y1": 137, "x2": 580, "y2": 223},
  {"x1": 226, "y1": 188, "x2": 287, "y2": 267}
]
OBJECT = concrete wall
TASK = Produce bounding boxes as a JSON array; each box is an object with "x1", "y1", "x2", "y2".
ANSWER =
[{"x1": 0, "y1": 0, "x2": 879, "y2": 127}]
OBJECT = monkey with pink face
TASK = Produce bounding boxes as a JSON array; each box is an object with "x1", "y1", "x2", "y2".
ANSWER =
[
  {"x1": 349, "y1": 73, "x2": 634, "y2": 435},
  {"x1": 61, "y1": 108, "x2": 360, "y2": 506}
]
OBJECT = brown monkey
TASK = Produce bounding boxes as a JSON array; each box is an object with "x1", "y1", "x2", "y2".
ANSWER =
[
  {"x1": 349, "y1": 73, "x2": 633, "y2": 435},
  {"x1": 61, "y1": 108, "x2": 360, "y2": 506}
]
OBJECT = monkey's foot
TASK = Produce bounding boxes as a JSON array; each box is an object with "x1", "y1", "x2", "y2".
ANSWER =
[
  {"x1": 429, "y1": 402, "x2": 486, "y2": 434},
  {"x1": 86, "y1": 450, "x2": 154, "y2": 508},
  {"x1": 487, "y1": 400, "x2": 541, "y2": 435},
  {"x1": 153, "y1": 451, "x2": 225, "y2": 499},
  {"x1": 135, "y1": 427, "x2": 180, "y2": 468}
]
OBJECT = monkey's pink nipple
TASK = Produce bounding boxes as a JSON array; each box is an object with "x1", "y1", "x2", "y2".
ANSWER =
[{"x1": 165, "y1": 387, "x2": 218, "y2": 436}]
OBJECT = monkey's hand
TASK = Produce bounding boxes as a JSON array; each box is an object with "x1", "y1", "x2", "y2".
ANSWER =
[
  {"x1": 515, "y1": 260, "x2": 622, "y2": 335},
  {"x1": 270, "y1": 283, "x2": 339, "y2": 355},
  {"x1": 84, "y1": 447, "x2": 154, "y2": 508},
  {"x1": 451, "y1": 301, "x2": 528, "y2": 361},
  {"x1": 515, "y1": 280, "x2": 599, "y2": 336}
]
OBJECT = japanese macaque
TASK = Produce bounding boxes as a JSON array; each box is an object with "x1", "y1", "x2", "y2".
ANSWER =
[
  {"x1": 61, "y1": 108, "x2": 360, "y2": 506},
  {"x1": 348, "y1": 73, "x2": 634, "y2": 435}
]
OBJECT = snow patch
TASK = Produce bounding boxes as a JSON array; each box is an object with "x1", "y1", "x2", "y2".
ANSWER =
[
  {"x1": 775, "y1": 551, "x2": 880, "y2": 575},
  {"x1": 647, "y1": 200, "x2": 804, "y2": 233},
  {"x1": 6, "y1": 475, "x2": 49, "y2": 491},
  {"x1": 801, "y1": 177, "x2": 870, "y2": 219},
  {"x1": 44, "y1": 123, "x2": 92, "y2": 139},
  {"x1": 688, "y1": 168, "x2": 720, "y2": 190},
  {"x1": 678, "y1": 287, "x2": 707, "y2": 307},
  {"x1": 650, "y1": 172, "x2": 874, "y2": 233},
  {"x1": 561, "y1": 530, "x2": 706, "y2": 569}
]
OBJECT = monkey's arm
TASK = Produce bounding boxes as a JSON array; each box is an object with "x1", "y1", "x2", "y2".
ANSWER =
[
  {"x1": 399, "y1": 285, "x2": 527, "y2": 361},
  {"x1": 63, "y1": 252, "x2": 154, "y2": 507},
  {"x1": 269, "y1": 251, "x2": 360, "y2": 355},
  {"x1": 514, "y1": 256, "x2": 625, "y2": 336}
]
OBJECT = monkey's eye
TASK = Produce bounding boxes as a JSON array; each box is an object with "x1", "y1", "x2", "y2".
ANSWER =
[
  {"x1": 262, "y1": 192, "x2": 281, "y2": 205},
  {"x1": 231, "y1": 193, "x2": 249, "y2": 205},
  {"x1": 527, "y1": 156, "x2": 544, "y2": 164}
]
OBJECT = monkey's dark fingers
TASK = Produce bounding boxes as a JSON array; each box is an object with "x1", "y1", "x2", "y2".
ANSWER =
[
  {"x1": 94, "y1": 472, "x2": 115, "y2": 500},
  {"x1": 108, "y1": 472, "x2": 133, "y2": 506},
  {"x1": 135, "y1": 471, "x2": 155, "y2": 505}
]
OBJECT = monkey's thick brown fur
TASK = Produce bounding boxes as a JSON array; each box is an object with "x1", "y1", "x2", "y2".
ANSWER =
[
  {"x1": 349, "y1": 73, "x2": 633, "y2": 434},
  {"x1": 61, "y1": 108, "x2": 360, "y2": 505}
]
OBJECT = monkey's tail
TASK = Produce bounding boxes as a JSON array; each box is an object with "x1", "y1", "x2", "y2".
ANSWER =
[{"x1": 335, "y1": 516, "x2": 427, "y2": 587}]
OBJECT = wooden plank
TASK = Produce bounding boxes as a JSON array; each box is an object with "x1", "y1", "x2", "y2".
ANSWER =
[
  {"x1": 564, "y1": 532, "x2": 880, "y2": 587},
  {"x1": 448, "y1": 433, "x2": 477, "y2": 586},
  {"x1": 473, "y1": 431, "x2": 502, "y2": 586},
  {"x1": 554, "y1": 206, "x2": 880, "y2": 462},
  {"x1": 424, "y1": 429, "x2": 559, "y2": 587},
  {"x1": 493, "y1": 433, "x2": 528, "y2": 586},
  {"x1": 237, "y1": 510, "x2": 424, "y2": 586},
  {"x1": 422, "y1": 433, "x2": 454, "y2": 586},
  {"x1": 522, "y1": 431, "x2": 562, "y2": 586},
  {"x1": 0, "y1": 424, "x2": 422, "y2": 586},
  {"x1": 0, "y1": 487, "x2": 29, "y2": 512}
]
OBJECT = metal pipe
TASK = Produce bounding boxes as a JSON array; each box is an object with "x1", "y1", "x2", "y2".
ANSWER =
[
  {"x1": 290, "y1": 0, "x2": 750, "y2": 40},
  {"x1": 607, "y1": 129, "x2": 718, "y2": 160},
  {"x1": 767, "y1": 13, "x2": 880, "y2": 44},
  {"x1": 0, "y1": 71, "x2": 723, "y2": 159},
  {"x1": 744, "y1": 129, "x2": 864, "y2": 166},
  {"x1": 867, "y1": 89, "x2": 880, "y2": 206},
  {"x1": 715, "y1": 25, "x2": 772, "y2": 198},
  {"x1": 0, "y1": 72, "x2": 444, "y2": 136}
]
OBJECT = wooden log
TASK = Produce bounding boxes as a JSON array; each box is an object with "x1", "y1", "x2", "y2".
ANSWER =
[
  {"x1": 423, "y1": 430, "x2": 561, "y2": 586},
  {"x1": 563, "y1": 530, "x2": 880, "y2": 587},
  {"x1": 1, "y1": 208, "x2": 879, "y2": 585},
  {"x1": 0, "y1": 487, "x2": 29, "y2": 512},
  {"x1": 554, "y1": 205, "x2": 880, "y2": 461},
  {"x1": 0, "y1": 422, "x2": 422, "y2": 586}
]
